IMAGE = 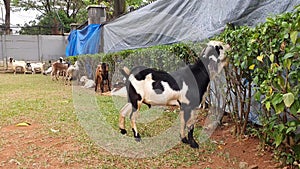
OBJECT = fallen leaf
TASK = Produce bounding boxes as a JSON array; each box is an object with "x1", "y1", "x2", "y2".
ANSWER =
[
  {"x1": 9, "y1": 159, "x2": 21, "y2": 165},
  {"x1": 16, "y1": 122, "x2": 31, "y2": 127},
  {"x1": 50, "y1": 128, "x2": 60, "y2": 133}
]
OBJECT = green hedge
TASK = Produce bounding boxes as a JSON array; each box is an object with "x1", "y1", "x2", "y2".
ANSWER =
[
  {"x1": 216, "y1": 5, "x2": 300, "y2": 166},
  {"x1": 67, "y1": 42, "x2": 205, "y2": 81}
]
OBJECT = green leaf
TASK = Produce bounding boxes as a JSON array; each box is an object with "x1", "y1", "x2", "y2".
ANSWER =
[
  {"x1": 253, "y1": 76, "x2": 259, "y2": 84},
  {"x1": 266, "y1": 17, "x2": 275, "y2": 24},
  {"x1": 269, "y1": 54, "x2": 274, "y2": 63},
  {"x1": 293, "y1": 144, "x2": 300, "y2": 159},
  {"x1": 284, "y1": 33, "x2": 290, "y2": 39},
  {"x1": 277, "y1": 124, "x2": 286, "y2": 133},
  {"x1": 283, "y1": 58, "x2": 292, "y2": 70},
  {"x1": 283, "y1": 53, "x2": 294, "y2": 59},
  {"x1": 274, "y1": 102, "x2": 285, "y2": 114},
  {"x1": 272, "y1": 93, "x2": 283, "y2": 107},
  {"x1": 286, "y1": 126, "x2": 296, "y2": 134},
  {"x1": 290, "y1": 100, "x2": 300, "y2": 115},
  {"x1": 277, "y1": 76, "x2": 285, "y2": 89},
  {"x1": 287, "y1": 121, "x2": 297, "y2": 127},
  {"x1": 275, "y1": 133, "x2": 283, "y2": 148},
  {"x1": 283, "y1": 93, "x2": 295, "y2": 107},
  {"x1": 284, "y1": 58, "x2": 292, "y2": 70},
  {"x1": 254, "y1": 91, "x2": 261, "y2": 101},
  {"x1": 290, "y1": 31, "x2": 298, "y2": 45},
  {"x1": 282, "y1": 21, "x2": 289, "y2": 28},
  {"x1": 266, "y1": 101, "x2": 271, "y2": 111}
]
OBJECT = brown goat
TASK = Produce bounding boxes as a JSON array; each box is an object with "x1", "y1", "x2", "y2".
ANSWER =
[
  {"x1": 51, "y1": 62, "x2": 69, "y2": 81},
  {"x1": 95, "y1": 63, "x2": 111, "y2": 93}
]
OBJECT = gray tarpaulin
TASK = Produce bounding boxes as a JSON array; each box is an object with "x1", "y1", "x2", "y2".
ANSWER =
[{"x1": 103, "y1": 0, "x2": 300, "y2": 53}]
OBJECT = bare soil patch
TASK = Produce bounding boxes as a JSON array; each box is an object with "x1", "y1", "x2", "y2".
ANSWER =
[
  {"x1": 0, "y1": 123, "x2": 83, "y2": 169},
  {"x1": 0, "y1": 120, "x2": 276, "y2": 169},
  {"x1": 197, "y1": 124, "x2": 276, "y2": 169}
]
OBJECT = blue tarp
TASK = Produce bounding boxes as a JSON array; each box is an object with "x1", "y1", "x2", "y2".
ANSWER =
[{"x1": 66, "y1": 24, "x2": 101, "y2": 56}]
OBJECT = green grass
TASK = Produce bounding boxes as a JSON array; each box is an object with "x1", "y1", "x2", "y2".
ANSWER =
[{"x1": 0, "y1": 73, "x2": 217, "y2": 168}]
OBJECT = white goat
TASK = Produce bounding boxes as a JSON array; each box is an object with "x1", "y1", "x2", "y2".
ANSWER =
[
  {"x1": 43, "y1": 67, "x2": 53, "y2": 75},
  {"x1": 29, "y1": 62, "x2": 45, "y2": 74},
  {"x1": 80, "y1": 76, "x2": 96, "y2": 88},
  {"x1": 65, "y1": 61, "x2": 79, "y2": 85},
  {"x1": 8, "y1": 57, "x2": 27, "y2": 74}
]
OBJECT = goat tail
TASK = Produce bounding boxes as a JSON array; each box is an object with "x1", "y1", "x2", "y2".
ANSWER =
[{"x1": 120, "y1": 66, "x2": 130, "y2": 79}]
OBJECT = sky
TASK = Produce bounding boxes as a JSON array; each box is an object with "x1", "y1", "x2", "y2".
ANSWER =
[
  {"x1": 0, "y1": 5, "x2": 39, "y2": 33},
  {"x1": 10, "y1": 9, "x2": 39, "y2": 26}
]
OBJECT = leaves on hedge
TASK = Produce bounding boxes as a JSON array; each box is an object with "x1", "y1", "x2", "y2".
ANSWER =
[{"x1": 283, "y1": 92, "x2": 295, "y2": 108}]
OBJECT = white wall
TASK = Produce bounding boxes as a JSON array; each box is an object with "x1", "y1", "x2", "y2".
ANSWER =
[{"x1": 0, "y1": 35, "x2": 67, "y2": 62}]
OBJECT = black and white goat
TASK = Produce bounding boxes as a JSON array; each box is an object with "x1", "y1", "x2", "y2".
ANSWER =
[{"x1": 118, "y1": 41, "x2": 229, "y2": 148}]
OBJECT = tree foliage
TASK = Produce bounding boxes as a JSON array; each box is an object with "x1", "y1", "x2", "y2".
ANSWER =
[
  {"x1": 10, "y1": 0, "x2": 156, "y2": 35},
  {"x1": 11, "y1": 0, "x2": 92, "y2": 34}
]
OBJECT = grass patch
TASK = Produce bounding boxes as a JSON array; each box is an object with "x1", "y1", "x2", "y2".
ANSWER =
[
  {"x1": 1, "y1": 74, "x2": 217, "y2": 168},
  {"x1": 97, "y1": 95, "x2": 179, "y2": 137}
]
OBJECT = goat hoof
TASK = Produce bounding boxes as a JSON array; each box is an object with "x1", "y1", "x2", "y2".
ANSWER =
[
  {"x1": 120, "y1": 128, "x2": 127, "y2": 135},
  {"x1": 134, "y1": 132, "x2": 141, "y2": 142},
  {"x1": 181, "y1": 137, "x2": 189, "y2": 144},
  {"x1": 189, "y1": 140, "x2": 199, "y2": 149},
  {"x1": 135, "y1": 137, "x2": 141, "y2": 142}
]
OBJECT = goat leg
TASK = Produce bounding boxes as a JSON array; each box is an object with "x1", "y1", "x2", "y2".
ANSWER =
[
  {"x1": 186, "y1": 110, "x2": 199, "y2": 148},
  {"x1": 119, "y1": 103, "x2": 132, "y2": 135},
  {"x1": 94, "y1": 79, "x2": 98, "y2": 92},
  {"x1": 107, "y1": 79, "x2": 111, "y2": 91},
  {"x1": 179, "y1": 110, "x2": 188, "y2": 144},
  {"x1": 130, "y1": 101, "x2": 142, "y2": 142},
  {"x1": 180, "y1": 109, "x2": 199, "y2": 148},
  {"x1": 100, "y1": 81, "x2": 104, "y2": 93},
  {"x1": 187, "y1": 125, "x2": 199, "y2": 148},
  {"x1": 130, "y1": 115, "x2": 141, "y2": 142}
]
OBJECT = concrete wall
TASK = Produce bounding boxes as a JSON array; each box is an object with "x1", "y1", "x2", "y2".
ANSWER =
[{"x1": 0, "y1": 35, "x2": 67, "y2": 62}]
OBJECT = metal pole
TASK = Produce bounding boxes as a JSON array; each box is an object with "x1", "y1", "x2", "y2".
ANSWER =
[
  {"x1": 2, "y1": 30, "x2": 7, "y2": 69},
  {"x1": 37, "y1": 34, "x2": 41, "y2": 61}
]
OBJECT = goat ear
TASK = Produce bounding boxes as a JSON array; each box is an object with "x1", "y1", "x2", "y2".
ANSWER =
[
  {"x1": 214, "y1": 45, "x2": 223, "y2": 55},
  {"x1": 200, "y1": 47, "x2": 207, "y2": 58},
  {"x1": 120, "y1": 67, "x2": 130, "y2": 79}
]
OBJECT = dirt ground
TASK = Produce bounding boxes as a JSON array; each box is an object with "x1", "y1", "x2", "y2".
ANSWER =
[
  {"x1": 0, "y1": 120, "x2": 277, "y2": 169},
  {"x1": 197, "y1": 124, "x2": 276, "y2": 169}
]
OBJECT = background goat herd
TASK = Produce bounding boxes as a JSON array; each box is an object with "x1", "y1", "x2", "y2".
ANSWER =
[{"x1": 2, "y1": 57, "x2": 112, "y2": 94}]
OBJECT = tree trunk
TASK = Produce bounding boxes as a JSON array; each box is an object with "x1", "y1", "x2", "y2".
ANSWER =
[
  {"x1": 52, "y1": 17, "x2": 60, "y2": 35},
  {"x1": 4, "y1": 0, "x2": 11, "y2": 34},
  {"x1": 114, "y1": 0, "x2": 126, "y2": 18}
]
